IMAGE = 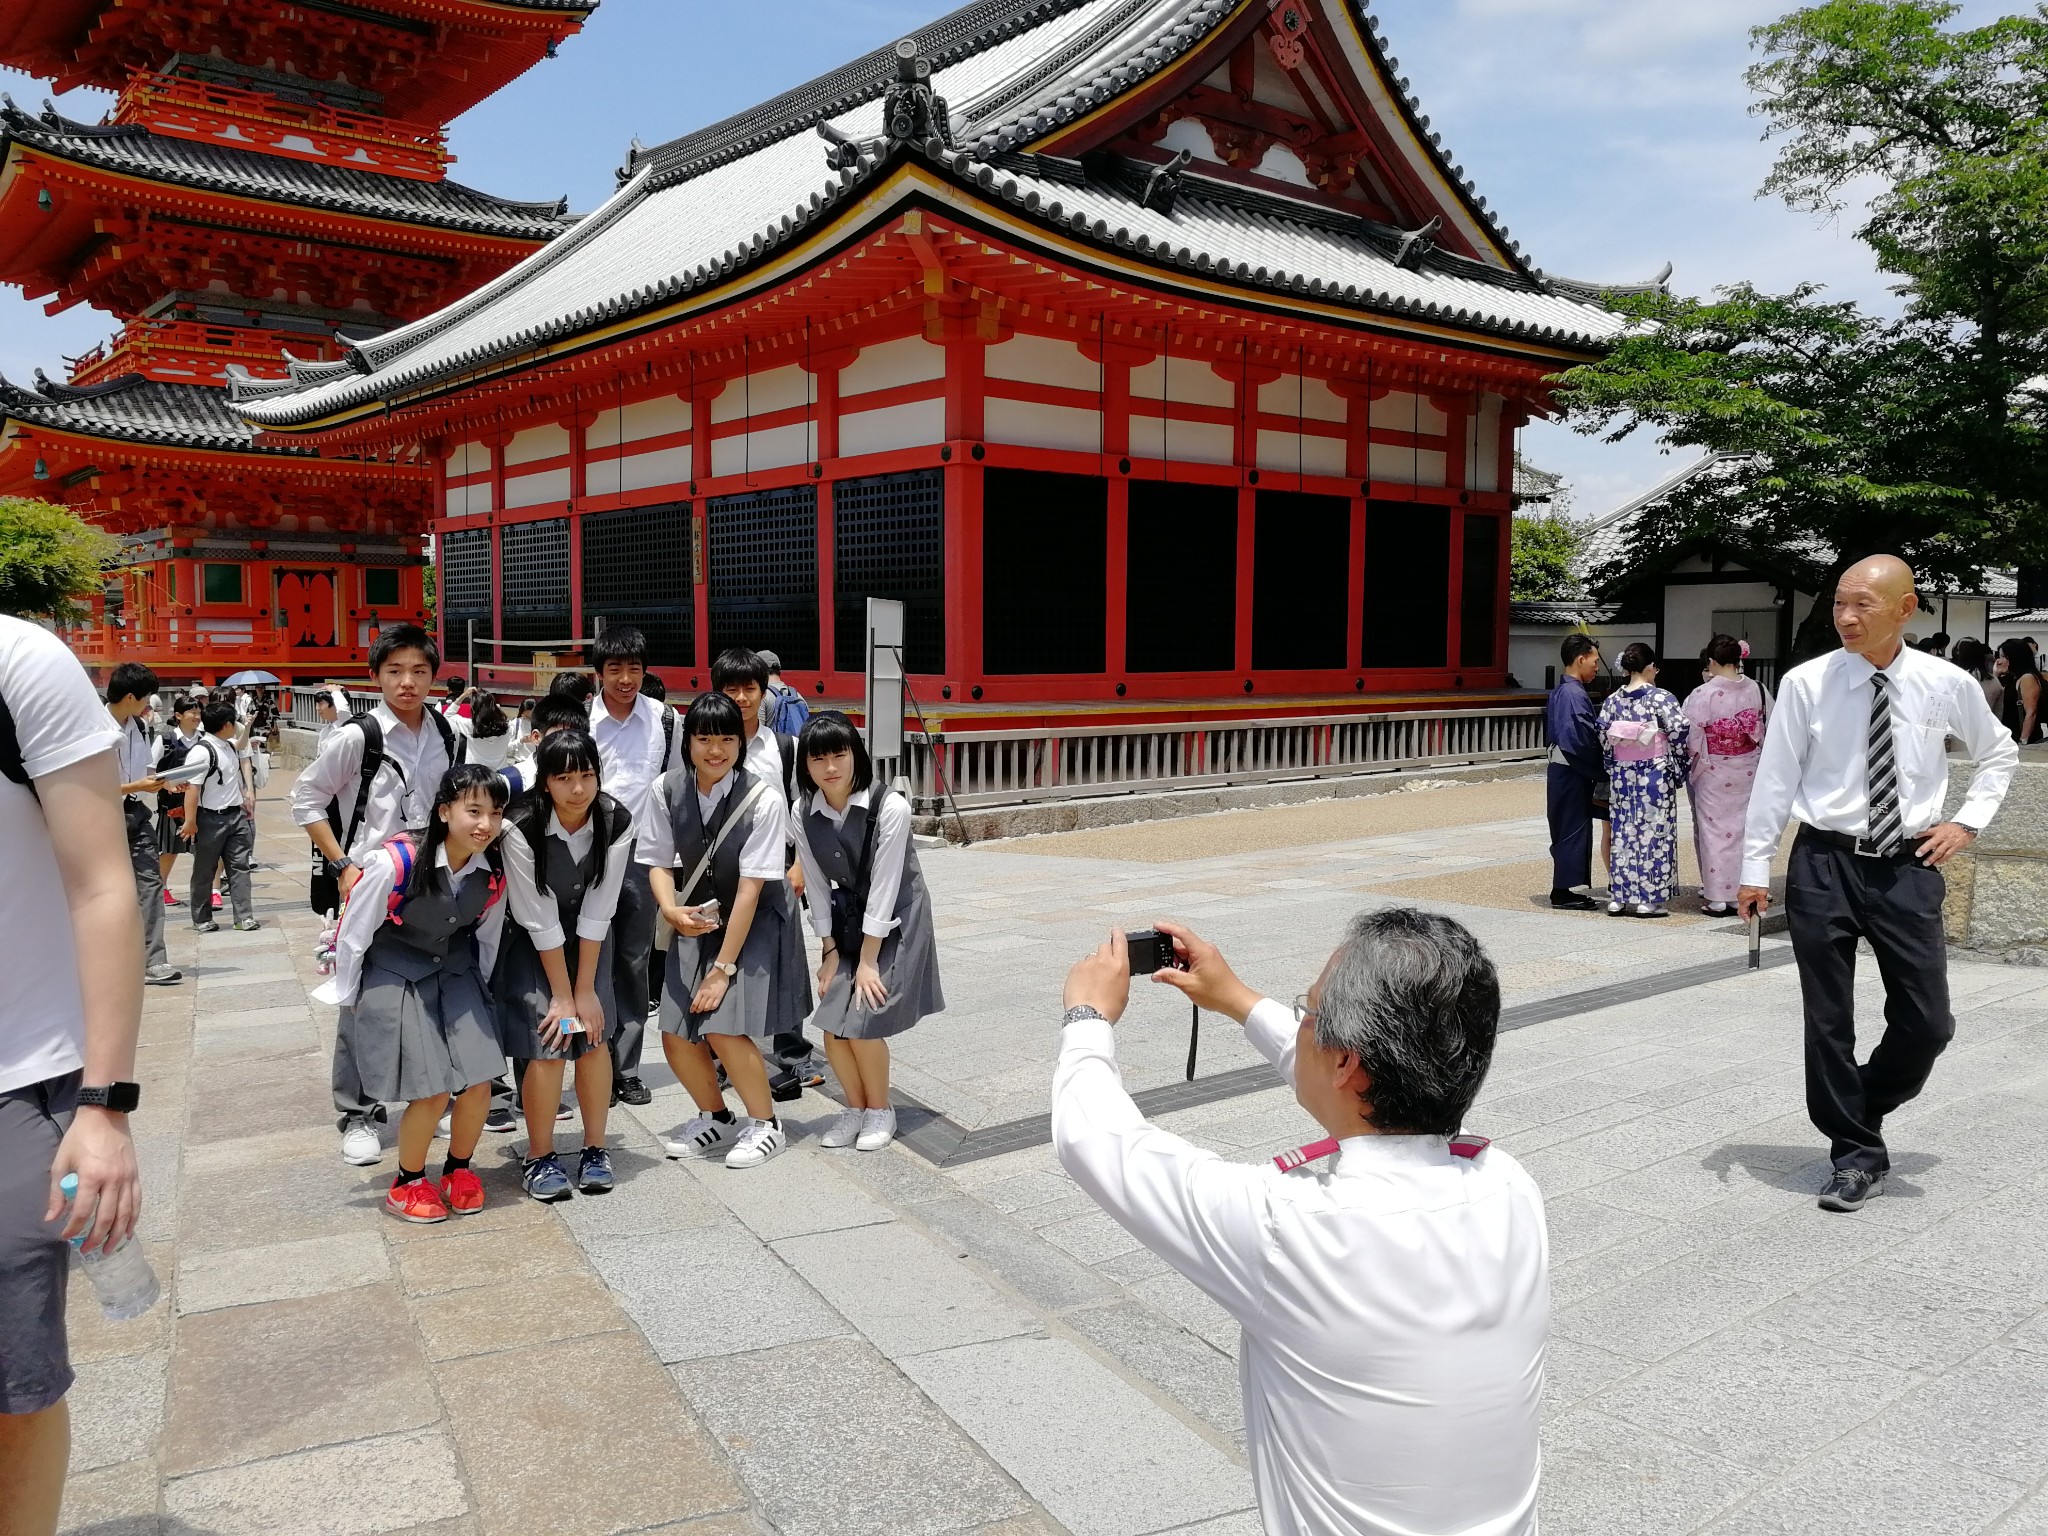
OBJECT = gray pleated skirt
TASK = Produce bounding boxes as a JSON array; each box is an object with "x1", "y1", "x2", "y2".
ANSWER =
[
  {"x1": 658, "y1": 887, "x2": 810, "y2": 1044},
  {"x1": 811, "y1": 903, "x2": 944, "y2": 1042},
  {"x1": 493, "y1": 928, "x2": 617, "y2": 1061},
  {"x1": 343, "y1": 960, "x2": 505, "y2": 1103}
]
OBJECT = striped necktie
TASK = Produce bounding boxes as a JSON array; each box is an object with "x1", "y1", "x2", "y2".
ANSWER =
[{"x1": 1866, "y1": 671, "x2": 1901, "y2": 853}]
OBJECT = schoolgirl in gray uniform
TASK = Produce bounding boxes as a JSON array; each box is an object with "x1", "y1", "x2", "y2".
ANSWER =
[
  {"x1": 496, "y1": 728, "x2": 635, "y2": 1202},
  {"x1": 636, "y1": 692, "x2": 806, "y2": 1170},
  {"x1": 313, "y1": 763, "x2": 508, "y2": 1224},
  {"x1": 791, "y1": 713, "x2": 944, "y2": 1152}
]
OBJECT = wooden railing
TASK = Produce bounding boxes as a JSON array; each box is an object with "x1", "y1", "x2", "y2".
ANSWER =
[{"x1": 895, "y1": 705, "x2": 1548, "y2": 813}]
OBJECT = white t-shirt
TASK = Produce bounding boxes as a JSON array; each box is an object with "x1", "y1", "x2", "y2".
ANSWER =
[{"x1": 0, "y1": 616, "x2": 122, "y2": 1092}]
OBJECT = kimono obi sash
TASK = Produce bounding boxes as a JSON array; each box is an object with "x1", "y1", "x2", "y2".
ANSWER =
[
  {"x1": 1702, "y1": 708, "x2": 1764, "y2": 757},
  {"x1": 1604, "y1": 718, "x2": 1668, "y2": 762}
]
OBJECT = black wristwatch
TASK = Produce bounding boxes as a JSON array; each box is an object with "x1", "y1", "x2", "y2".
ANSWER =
[{"x1": 76, "y1": 1082, "x2": 141, "y2": 1113}]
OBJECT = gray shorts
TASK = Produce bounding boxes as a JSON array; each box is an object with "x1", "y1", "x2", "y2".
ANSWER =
[{"x1": 0, "y1": 1072, "x2": 78, "y2": 1415}]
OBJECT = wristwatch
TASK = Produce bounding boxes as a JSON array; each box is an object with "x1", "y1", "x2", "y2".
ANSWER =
[
  {"x1": 1062, "y1": 1005, "x2": 1107, "y2": 1027},
  {"x1": 76, "y1": 1082, "x2": 141, "y2": 1113},
  {"x1": 710, "y1": 960, "x2": 739, "y2": 979}
]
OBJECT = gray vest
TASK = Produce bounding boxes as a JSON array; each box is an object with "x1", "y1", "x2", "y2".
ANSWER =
[
  {"x1": 661, "y1": 766, "x2": 761, "y2": 909},
  {"x1": 364, "y1": 851, "x2": 498, "y2": 982}
]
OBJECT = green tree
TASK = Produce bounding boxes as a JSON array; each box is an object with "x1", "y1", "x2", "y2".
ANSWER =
[
  {"x1": 1555, "y1": 0, "x2": 2048, "y2": 658},
  {"x1": 0, "y1": 496, "x2": 116, "y2": 622},
  {"x1": 421, "y1": 560, "x2": 436, "y2": 626},
  {"x1": 1511, "y1": 515, "x2": 1583, "y2": 602}
]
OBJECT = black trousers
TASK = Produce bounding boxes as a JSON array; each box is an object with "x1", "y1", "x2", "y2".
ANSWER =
[
  {"x1": 1546, "y1": 763, "x2": 1594, "y2": 893},
  {"x1": 1786, "y1": 829, "x2": 1954, "y2": 1175},
  {"x1": 608, "y1": 861, "x2": 654, "y2": 1076},
  {"x1": 189, "y1": 807, "x2": 254, "y2": 924}
]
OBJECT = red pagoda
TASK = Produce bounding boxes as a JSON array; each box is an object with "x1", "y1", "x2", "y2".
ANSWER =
[
  {"x1": 239, "y1": 0, "x2": 1660, "y2": 717},
  {"x1": 0, "y1": 0, "x2": 594, "y2": 683}
]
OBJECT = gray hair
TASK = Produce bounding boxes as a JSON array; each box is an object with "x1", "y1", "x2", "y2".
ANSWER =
[{"x1": 1316, "y1": 907, "x2": 1502, "y2": 1136}]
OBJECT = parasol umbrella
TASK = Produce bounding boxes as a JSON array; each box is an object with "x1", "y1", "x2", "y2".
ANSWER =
[{"x1": 220, "y1": 670, "x2": 281, "y2": 686}]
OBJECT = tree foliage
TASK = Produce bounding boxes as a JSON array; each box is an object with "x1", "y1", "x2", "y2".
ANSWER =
[
  {"x1": 0, "y1": 496, "x2": 116, "y2": 622},
  {"x1": 1555, "y1": 0, "x2": 2048, "y2": 656},
  {"x1": 1511, "y1": 515, "x2": 1583, "y2": 602}
]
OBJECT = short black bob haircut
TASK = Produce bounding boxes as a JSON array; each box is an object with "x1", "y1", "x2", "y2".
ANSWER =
[
  {"x1": 796, "y1": 711, "x2": 873, "y2": 797},
  {"x1": 533, "y1": 726, "x2": 602, "y2": 783},
  {"x1": 683, "y1": 691, "x2": 743, "y2": 739},
  {"x1": 107, "y1": 662, "x2": 158, "y2": 705},
  {"x1": 592, "y1": 624, "x2": 647, "y2": 668},
  {"x1": 369, "y1": 623, "x2": 440, "y2": 675},
  {"x1": 711, "y1": 647, "x2": 768, "y2": 691},
  {"x1": 548, "y1": 671, "x2": 595, "y2": 705},
  {"x1": 201, "y1": 700, "x2": 238, "y2": 735}
]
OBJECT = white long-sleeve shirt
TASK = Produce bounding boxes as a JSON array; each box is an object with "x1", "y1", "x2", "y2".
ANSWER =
[
  {"x1": 311, "y1": 844, "x2": 505, "y2": 1008},
  {"x1": 1741, "y1": 644, "x2": 2017, "y2": 886},
  {"x1": 792, "y1": 787, "x2": 910, "y2": 939},
  {"x1": 288, "y1": 702, "x2": 456, "y2": 862},
  {"x1": 1052, "y1": 1001, "x2": 1548, "y2": 1536},
  {"x1": 590, "y1": 694, "x2": 685, "y2": 825},
  {"x1": 502, "y1": 812, "x2": 635, "y2": 953},
  {"x1": 634, "y1": 769, "x2": 787, "y2": 880}
]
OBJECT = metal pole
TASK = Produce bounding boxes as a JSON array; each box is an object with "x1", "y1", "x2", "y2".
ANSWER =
[{"x1": 466, "y1": 619, "x2": 474, "y2": 685}]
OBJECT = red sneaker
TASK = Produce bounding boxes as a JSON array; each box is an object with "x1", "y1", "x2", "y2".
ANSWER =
[
  {"x1": 384, "y1": 1179, "x2": 449, "y2": 1224},
  {"x1": 438, "y1": 1168, "x2": 485, "y2": 1215},
  {"x1": 162, "y1": 890, "x2": 181, "y2": 907},
  {"x1": 211, "y1": 892, "x2": 224, "y2": 910}
]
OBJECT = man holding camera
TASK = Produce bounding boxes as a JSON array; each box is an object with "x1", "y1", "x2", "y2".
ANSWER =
[{"x1": 1055, "y1": 912, "x2": 1546, "y2": 1535}]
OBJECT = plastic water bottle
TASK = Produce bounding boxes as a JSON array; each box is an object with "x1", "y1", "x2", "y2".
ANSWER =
[{"x1": 58, "y1": 1174, "x2": 160, "y2": 1321}]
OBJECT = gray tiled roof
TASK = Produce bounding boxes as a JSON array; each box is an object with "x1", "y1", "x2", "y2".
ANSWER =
[
  {"x1": 1511, "y1": 600, "x2": 1620, "y2": 626},
  {"x1": 0, "y1": 371, "x2": 305, "y2": 454},
  {"x1": 236, "y1": 0, "x2": 1634, "y2": 426},
  {"x1": 0, "y1": 100, "x2": 573, "y2": 240}
]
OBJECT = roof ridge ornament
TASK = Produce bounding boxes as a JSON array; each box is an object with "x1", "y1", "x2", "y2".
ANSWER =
[
  {"x1": 883, "y1": 38, "x2": 952, "y2": 149},
  {"x1": 1393, "y1": 214, "x2": 1442, "y2": 270},
  {"x1": 1139, "y1": 148, "x2": 1191, "y2": 216},
  {"x1": 816, "y1": 119, "x2": 871, "y2": 173}
]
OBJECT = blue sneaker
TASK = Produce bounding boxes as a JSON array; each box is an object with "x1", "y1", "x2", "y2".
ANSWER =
[
  {"x1": 575, "y1": 1147, "x2": 614, "y2": 1194},
  {"x1": 521, "y1": 1153, "x2": 571, "y2": 1203}
]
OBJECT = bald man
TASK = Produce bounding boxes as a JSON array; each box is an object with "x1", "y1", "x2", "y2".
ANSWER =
[{"x1": 1740, "y1": 557, "x2": 2017, "y2": 1211}]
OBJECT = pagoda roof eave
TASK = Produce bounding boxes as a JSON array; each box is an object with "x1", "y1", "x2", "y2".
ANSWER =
[
  {"x1": 235, "y1": 149, "x2": 1626, "y2": 437},
  {"x1": 0, "y1": 102, "x2": 575, "y2": 243}
]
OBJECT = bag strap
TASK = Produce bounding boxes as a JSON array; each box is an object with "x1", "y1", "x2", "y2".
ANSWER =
[
  {"x1": 677, "y1": 777, "x2": 769, "y2": 899},
  {"x1": 339, "y1": 714, "x2": 386, "y2": 855},
  {"x1": 659, "y1": 705, "x2": 676, "y2": 766},
  {"x1": 0, "y1": 690, "x2": 26, "y2": 790},
  {"x1": 775, "y1": 731, "x2": 795, "y2": 801}
]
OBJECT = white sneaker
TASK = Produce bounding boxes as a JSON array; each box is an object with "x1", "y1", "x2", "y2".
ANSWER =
[
  {"x1": 855, "y1": 1107, "x2": 897, "y2": 1152},
  {"x1": 435, "y1": 1109, "x2": 452, "y2": 1139},
  {"x1": 819, "y1": 1109, "x2": 865, "y2": 1149},
  {"x1": 660, "y1": 1112, "x2": 738, "y2": 1160},
  {"x1": 339, "y1": 1117, "x2": 382, "y2": 1166},
  {"x1": 724, "y1": 1119, "x2": 787, "y2": 1169}
]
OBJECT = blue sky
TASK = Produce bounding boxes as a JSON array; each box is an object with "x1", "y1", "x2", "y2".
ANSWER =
[{"x1": 0, "y1": 0, "x2": 2019, "y2": 517}]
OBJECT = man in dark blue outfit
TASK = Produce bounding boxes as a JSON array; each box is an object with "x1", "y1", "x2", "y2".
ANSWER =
[{"x1": 1545, "y1": 635, "x2": 1603, "y2": 910}]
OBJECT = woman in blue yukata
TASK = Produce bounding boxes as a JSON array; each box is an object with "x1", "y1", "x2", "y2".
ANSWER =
[{"x1": 1597, "y1": 642, "x2": 1691, "y2": 918}]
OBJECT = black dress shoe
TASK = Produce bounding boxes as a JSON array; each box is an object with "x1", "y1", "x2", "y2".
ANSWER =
[
  {"x1": 614, "y1": 1075, "x2": 652, "y2": 1107},
  {"x1": 1818, "y1": 1167, "x2": 1884, "y2": 1212},
  {"x1": 1549, "y1": 889, "x2": 1598, "y2": 910}
]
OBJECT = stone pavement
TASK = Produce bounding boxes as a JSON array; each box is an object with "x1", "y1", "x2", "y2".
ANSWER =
[{"x1": 60, "y1": 776, "x2": 2048, "y2": 1535}]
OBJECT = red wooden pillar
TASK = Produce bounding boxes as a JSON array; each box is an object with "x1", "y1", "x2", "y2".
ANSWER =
[
  {"x1": 1437, "y1": 394, "x2": 1469, "y2": 676},
  {"x1": 1224, "y1": 348, "x2": 1282, "y2": 680},
  {"x1": 487, "y1": 434, "x2": 507, "y2": 681},
  {"x1": 1100, "y1": 349, "x2": 1133, "y2": 679},
  {"x1": 691, "y1": 383, "x2": 719, "y2": 673},
  {"x1": 943, "y1": 316, "x2": 987, "y2": 689},
  {"x1": 568, "y1": 410, "x2": 592, "y2": 647},
  {"x1": 812, "y1": 363, "x2": 840, "y2": 683}
]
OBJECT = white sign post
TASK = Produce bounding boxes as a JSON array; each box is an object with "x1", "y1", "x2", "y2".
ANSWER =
[{"x1": 864, "y1": 598, "x2": 905, "y2": 780}]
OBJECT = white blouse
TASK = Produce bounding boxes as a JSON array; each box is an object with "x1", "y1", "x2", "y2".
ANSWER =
[
  {"x1": 633, "y1": 767, "x2": 788, "y2": 881},
  {"x1": 792, "y1": 787, "x2": 911, "y2": 940},
  {"x1": 501, "y1": 811, "x2": 635, "y2": 953},
  {"x1": 311, "y1": 843, "x2": 506, "y2": 1008}
]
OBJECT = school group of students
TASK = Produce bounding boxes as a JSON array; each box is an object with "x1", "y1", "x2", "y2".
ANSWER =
[{"x1": 292, "y1": 622, "x2": 943, "y2": 1224}]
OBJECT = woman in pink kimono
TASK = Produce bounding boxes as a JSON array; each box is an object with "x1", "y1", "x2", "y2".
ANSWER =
[{"x1": 1683, "y1": 633, "x2": 1771, "y2": 916}]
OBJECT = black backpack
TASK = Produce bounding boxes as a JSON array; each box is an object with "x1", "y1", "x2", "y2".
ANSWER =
[
  {"x1": 0, "y1": 692, "x2": 22, "y2": 789},
  {"x1": 310, "y1": 708, "x2": 466, "y2": 915},
  {"x1": 155, "y1": 733, "x2": 196, "y2": 812}
]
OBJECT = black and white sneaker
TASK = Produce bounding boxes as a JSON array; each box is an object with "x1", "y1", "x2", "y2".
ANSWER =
[
  {"x1": 614, "y1": 1075, "x2": 652, "y2": 1107},
  {"x1": 484, "y1": 1105, "x2": 518, "y2": 1134},
  {"x1": 660, "y1": 1112, "x2": 737, "y2": 1160},
  {"x1": 1818, "y1": 1168, "x2": 1884, "y2": 1213}
]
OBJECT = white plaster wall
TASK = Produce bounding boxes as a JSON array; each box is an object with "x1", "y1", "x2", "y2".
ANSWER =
[
  {"x1": 1129, "y1": 354, "x2": 1233, "y2": 406},
  {"x1": 839, "y1": 397, "x2": 945, "y2": 457},
  {"x1": 984, "y1": 396, "x2": 1100, "y2": 454},
  {"x1": 589, "y1": 444, "x2": 688, "y2": 495},
  {"x1": 710, "y1": 364, "x2": 811, "y2": 424},
  {"x1": 984, "y1": 333, "x2": 1096, "y2": 390},
  {"x1": 504, "y1": 423, "x2": 570, "y2": 467},
  {"x1": 711, "y1": 421, "x2": 813, "y2": 477},
  {"x1": 1367, "y1": 443, "x2": 1446, "y2": 486},
  {"x1": 1369, "y1": 391, "x2": 1448, "y2": 435},
  {"x1": 504, "y1": 466, "x2": 571, "y2": 508},
  {"x1": 1510, "y1": 622, "x2": 1654, "y2": 689},
  {"x1": 446, "y1": 440, "x2": 489, "y2": 477},
  {"x1": 1664, "y1": 580, "x2": 1778, "y2": 662},
  {"x1": 840, "y1": 335, "x2": 945, "y2": 396},
  {"x1": 1255, "y1": 373, "x2": 1346, "y2": 423},
  {"x1": 1470, "y1": 394, "x2": 1504, "y2": 492},
  {"x1": 585, "y1": 396, "x2": 689, "y2": 447},
  {"x1": 1256, "y1": 429, "x2": 1345, "y2": 478}
]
